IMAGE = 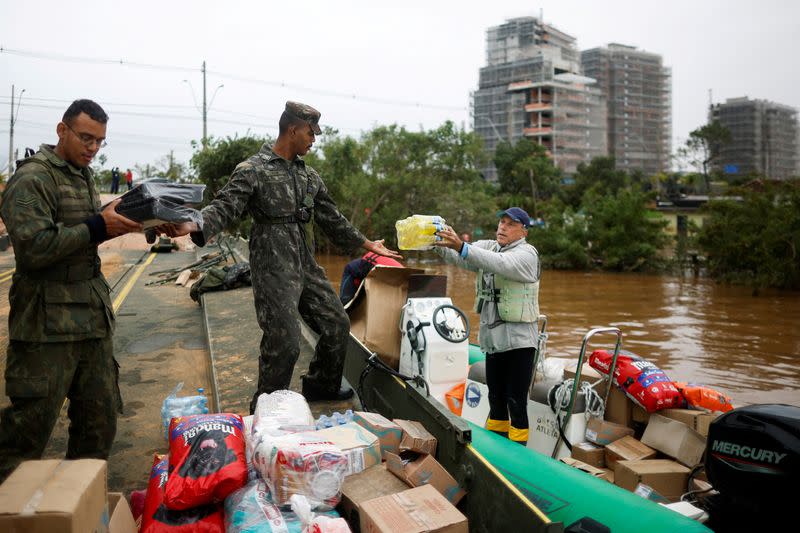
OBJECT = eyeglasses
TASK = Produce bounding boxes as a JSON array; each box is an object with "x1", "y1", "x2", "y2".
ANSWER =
[{"x1": 64, "y1": 122, "x2": 107, "y2": 149}]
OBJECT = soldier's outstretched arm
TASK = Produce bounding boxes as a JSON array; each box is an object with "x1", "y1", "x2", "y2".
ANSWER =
[
  {"x1": 155, "y1": 221, "x2": 200, "y2": 238},
  {"x1": 362, "y1": 238, "x2": 403, "y2": 261}
]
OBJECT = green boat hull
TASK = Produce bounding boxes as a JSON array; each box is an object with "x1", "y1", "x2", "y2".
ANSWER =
[
  {"x1": 346, "y1": 337, "x2": 711, "y2": 532},
  {"x1": 469, "y1": 423, "x2": 710, "y2": 531}
]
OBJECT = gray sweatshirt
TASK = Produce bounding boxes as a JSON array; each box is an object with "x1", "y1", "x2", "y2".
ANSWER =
[{"x1": 435, "y1": 237, "x2": 540, "y2": 354}]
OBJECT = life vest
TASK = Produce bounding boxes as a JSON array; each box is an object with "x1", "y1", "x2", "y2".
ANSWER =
[
  {"x1": 474, "y1": 269, "x2": 539, "y2": 323},
  {"x1": 673, "y1": 382, "x2": 734, "y2": 413},
  {"x1": 362, "y1": 251, "x2": 402, "y2": 268}
]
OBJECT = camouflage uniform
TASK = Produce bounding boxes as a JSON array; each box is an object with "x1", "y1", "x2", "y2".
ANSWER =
[
  {"x1": 0, "y1": 145, "x2": 121, "y2": 481},
  {"x1": 193, "y1": 144, "x2": 365, "y2": 412}
]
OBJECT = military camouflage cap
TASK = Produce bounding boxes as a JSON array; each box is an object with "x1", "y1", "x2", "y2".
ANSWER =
[{"x1": 285, "y1": 101, "x2": 322, "y2": 134}]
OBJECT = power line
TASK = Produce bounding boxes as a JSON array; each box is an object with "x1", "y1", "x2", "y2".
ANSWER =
[
  {"x1": 0, "y1": 46, "x2": 196, "y2": 73},
  {"x1": 0, "y1": 46, "x2": 468, "y2": 112}
]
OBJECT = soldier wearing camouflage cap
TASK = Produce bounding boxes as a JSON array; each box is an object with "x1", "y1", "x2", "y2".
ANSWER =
[
  {"x1": 160, "y1": 101, "x2": 401, "y2": 412},
  {"x1": 0, "y1": 100, "x2": 142, "y2": 482}
]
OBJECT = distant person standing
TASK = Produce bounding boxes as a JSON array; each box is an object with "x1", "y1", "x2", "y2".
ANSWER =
[
  {"x1": 125, "y1": 168, "x2": 133, "y2": 190},
  {"x1": 110, "y1": 167, "x2": 120, "y2": 194}
]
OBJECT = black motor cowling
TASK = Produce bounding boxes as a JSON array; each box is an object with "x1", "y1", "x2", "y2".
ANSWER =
[{"x1": 705, "y1": 404, "x2": 800, "y2": 528}]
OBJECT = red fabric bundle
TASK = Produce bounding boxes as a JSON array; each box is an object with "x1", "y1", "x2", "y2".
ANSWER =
[
  {"x1": 141, "y1": 454, "x2": 224, "y2": 533},
  {"x1": 589, "y1": 349, "x2": 684, "y2": 413},
  {"x1": 164, "y1": 413, "x2": 248, "y2": 510}
]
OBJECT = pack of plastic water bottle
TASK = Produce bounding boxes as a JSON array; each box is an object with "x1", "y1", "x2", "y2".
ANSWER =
[
  {"x1": 160, "y1": 382, "x2": 209, "y2": 439},
  {"x1": 395, "y1": 215, "x2": 446, "y2": 250},
  {"x1": 315, "y1": 410, "x2": 354, "y2": 430}
]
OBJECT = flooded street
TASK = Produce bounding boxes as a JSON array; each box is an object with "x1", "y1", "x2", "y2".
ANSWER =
[{"x1": 319, "y1": 254, "x2": 800, "y2": 406}]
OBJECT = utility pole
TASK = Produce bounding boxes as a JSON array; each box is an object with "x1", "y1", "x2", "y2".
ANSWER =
[
  {"x1": 202, "y1": 60, "x2": 207, "y2": 149},
  {"x1": 8, "y1": 85, "x2": 25, "y2": 175},
  {"x1": 184, "y1": 61, "x2": 221, "y2": 150}
]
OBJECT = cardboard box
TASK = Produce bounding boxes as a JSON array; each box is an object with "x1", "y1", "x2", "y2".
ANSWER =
[
  {"x1": 394, "y1": 419, "x2": 437, "y2": 455},
  {"x1": 107, "y1": 493, "x2": 136, "y2": 533},
  {"x1": 340, "y1": 464, "x2": 411, "y2": 526},
  {"x1": 563, "y1": 362, "x2": 633, "y2": 426},
  {"x1": 360, "y1": 485, "x2": 468, "y2": 533},
  {"x1": 571, "y1": 442, "x2": 605, "y2": 468},
  {"x1": 601, "y1": 468, "x2": 614, "y2": 484},
  {"x1": 604, "y1": 435, "x2": 657, "y2": 470},
  {"x1": 385, "y1": 452, "x2": 466, "y2": 505},
  {"x1": 659, "y1": 408, "x2": 719, "y2": 437},
  {"x1": 615, "y1": 459, "x2": 690, "y2": 502},
  {"x1": 584, "y1": 417, "x2": 634, "y2": 446},
  {"x1": 347, "y1": 267, "x2": 425, "y2": 368},
  {"x1": 0, "y1": 459, "x2": 108, "y2": 533},
  {"x1": 559, "y1": 457, "x2": 613, "y2": 482},
  {"x1": 641, "y1": 414, "x2": 706, "y2": 467},
  {"x1": 353, "y1": 411, "x2": 403, "y2": 458},
  {"x1": 632, "y1": 404, "x2": 650, "y2": 424},
  {"x1": 315, "y1": 422, "x2": 383, "y2": 475}
]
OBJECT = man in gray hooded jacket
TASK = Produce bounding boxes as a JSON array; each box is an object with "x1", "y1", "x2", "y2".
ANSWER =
[{"x1": 434, "y1": 207, "x2": 540, "y2": 445}]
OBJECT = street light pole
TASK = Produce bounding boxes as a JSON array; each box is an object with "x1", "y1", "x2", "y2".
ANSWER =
[{"x1": 7, "y1": 84, "x2": 25, "y2": 175}]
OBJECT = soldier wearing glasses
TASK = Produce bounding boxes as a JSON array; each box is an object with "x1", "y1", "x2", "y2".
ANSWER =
[
  {"x1": 0, "y1": 99, "x2": 141, "y2": 481},
  {"x1": 161, "y1": 101, "x2": 401, "y2": 412}
]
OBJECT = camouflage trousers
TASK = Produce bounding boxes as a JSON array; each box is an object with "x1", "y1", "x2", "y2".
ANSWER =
[
  {"x1": 249, "y1": 258, "x2": 350, "y2": 413},
  {"x1": 0, "y1": 336, "x2": 122, "y2": 482}
]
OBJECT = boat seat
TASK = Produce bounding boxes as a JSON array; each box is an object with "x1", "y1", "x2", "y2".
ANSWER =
[
  {"x1": 468, "y1": 360, "x2": 486, "y2": 384},
  {"x1": 530, "y1": 380, "x2": 588, "y2": 413}
]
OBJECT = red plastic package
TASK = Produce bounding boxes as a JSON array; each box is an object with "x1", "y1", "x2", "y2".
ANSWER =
[
  {"x1": 141, "y1": 454, "x2": 224, "y2": 533},
  {"x1": 589, "y1": 349, "x2": 683, "y2": 413},
  {"x1": 164, "y1": 413, "x2": 248, "y2": 510}
]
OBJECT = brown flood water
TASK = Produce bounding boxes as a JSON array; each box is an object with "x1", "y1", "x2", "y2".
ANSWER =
[{"x1": 317, "y1": 254, "x2": 800, "y2": 407}]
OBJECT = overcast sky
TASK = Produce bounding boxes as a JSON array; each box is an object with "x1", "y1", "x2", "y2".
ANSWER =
[{"x1": 1, "y1": 0, "x2": 797, "y2": 176}]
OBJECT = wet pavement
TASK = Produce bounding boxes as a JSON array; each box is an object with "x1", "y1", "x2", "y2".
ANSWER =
[
  {"x1": 0, "y1": 249, "x2": 213, "y2": 494},
  {"x1": 0, "y1": 244, "x2": 355, "y2": 495}
]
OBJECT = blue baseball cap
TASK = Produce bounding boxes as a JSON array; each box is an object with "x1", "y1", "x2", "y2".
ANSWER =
[{"x1": 497, "y1": 207, "x2": 532, "y2": 228}]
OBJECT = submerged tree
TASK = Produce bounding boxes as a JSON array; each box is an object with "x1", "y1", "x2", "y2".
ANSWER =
[{"x1": 698, "y1": 183, "x2": 800, "y2": 290}]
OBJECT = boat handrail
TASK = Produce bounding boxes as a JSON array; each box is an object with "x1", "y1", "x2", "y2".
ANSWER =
[{"x1": 552, "y1": 326, "x2": 622, "y2": 458}]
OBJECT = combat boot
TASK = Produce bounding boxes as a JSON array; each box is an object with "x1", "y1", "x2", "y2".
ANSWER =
[{"x1": 301, "y1": 376, "x2": 354, "y2": 402}]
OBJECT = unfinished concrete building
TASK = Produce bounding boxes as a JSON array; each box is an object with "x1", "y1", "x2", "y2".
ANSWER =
[
  {"x1": 709, "y1": 97, "x2": 799, "y2": 180},
  {"x1": 472, "y1": 17, "x2": 607, "y2": 180},
  {"x1": 581, "y1": 44, "x2": 672, "y2": 176}
]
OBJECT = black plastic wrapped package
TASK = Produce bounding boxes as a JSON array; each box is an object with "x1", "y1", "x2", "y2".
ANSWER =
[{"x1": 114, "y1": 182, "x2": 206, "y2": 229}]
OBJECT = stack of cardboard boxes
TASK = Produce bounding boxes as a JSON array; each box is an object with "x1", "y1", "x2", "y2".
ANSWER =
[
  {"x1": 561, "y1": 362, "x2": 719, "y2": 503},
  {"x1": 339, "y1": 412, "x2": 468, "y2": 533},
  {"x1": 0, "y1": 412, "x2": 467, "y2": 533}
]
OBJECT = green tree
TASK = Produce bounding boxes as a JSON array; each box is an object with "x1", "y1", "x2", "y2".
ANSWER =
[
  {"x1": 678, "y1": 121, "x2": 731, "y2": 189},
  {"x1": 583, "y1": 188, "x2": 669, "y2": 271},
  {"x1": 494, "y1": 138, "x2": 560, "y2": 216},
  {"x1": 189, "y1": 134, "x2": 268, "y2": 236},
  {"x1": 561, "y1": 156, "x2": 630, "y2": 207},
  {"x1": 530, "y1": 198, "x2": 590, "y2": 269},
  {"x1": 191, "y1": 135, "x2": 268, "y2": 202},
  {"x1": 308, "y1": 122, "x2": 494, "y2": 250},
  {"x1": 698, "y1": 183, "x2": 800, "y2": 290}
]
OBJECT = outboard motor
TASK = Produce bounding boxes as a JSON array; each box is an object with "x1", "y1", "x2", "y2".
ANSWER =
[
  {"x1": 399, "y1": 297, "x2": 470, "y2": 405},
  {"x1": 704, "y1": 403, "x2": 800, "y2": 530}
]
